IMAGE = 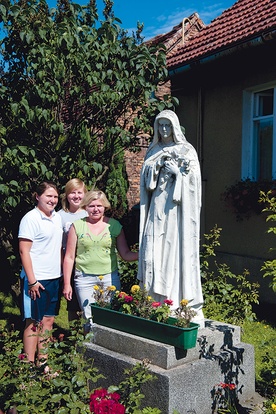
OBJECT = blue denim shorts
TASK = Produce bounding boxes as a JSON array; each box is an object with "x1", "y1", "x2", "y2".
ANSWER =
[{"x1": 22, "y1": 277, "x2": 62, "y2": 322}]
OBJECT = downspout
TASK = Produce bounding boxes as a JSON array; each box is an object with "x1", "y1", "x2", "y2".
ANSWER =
[
  {"x1": 197, "y1": 86, "x2": 203, "y2": 169},
  {"x1": 197, "y1": 85, "x2": 206, "y2": 240}
]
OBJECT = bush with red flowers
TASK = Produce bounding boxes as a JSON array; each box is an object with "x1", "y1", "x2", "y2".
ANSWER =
[{"x1": 89, "y1": 388, "x2": 125, "y2": 414}]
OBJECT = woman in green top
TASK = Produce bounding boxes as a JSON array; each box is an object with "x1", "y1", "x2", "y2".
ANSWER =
[{"x1": 63, "y1": 190, "x2": 138, "y2": 329}]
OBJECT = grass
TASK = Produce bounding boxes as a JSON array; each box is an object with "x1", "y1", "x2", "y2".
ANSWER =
[{"x1": 242, "y1": 319, "x2": 275, "y2": 381}]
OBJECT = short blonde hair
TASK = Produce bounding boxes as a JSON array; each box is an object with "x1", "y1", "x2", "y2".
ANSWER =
[
  {"x1": 61, "y1": 178, "x2": 87, "y2": 212},
  {"x1": 80, "y1": 190, "x2": 111, "y2": 210}
]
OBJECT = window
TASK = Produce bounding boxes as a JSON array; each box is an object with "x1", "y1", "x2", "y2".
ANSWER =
[{"x1": 242, "y1": 85, "x2": 276, "y2": 181}]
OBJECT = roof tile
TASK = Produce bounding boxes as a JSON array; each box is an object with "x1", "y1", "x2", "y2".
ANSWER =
[{"x1": 167, "y1": 0, "x2": 276, "y2": 69}]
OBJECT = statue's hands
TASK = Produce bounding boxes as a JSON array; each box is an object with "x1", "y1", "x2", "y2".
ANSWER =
[{"x1": 164, "y1": 159, "x2": 179, "y2": 175}]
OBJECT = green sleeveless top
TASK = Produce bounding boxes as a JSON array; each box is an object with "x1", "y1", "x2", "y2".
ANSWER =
[{"x1": 73, "y1": 217, "x2": 122, "y2": 275}]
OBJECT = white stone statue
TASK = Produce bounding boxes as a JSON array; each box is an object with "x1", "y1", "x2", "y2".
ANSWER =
[{"x1": 138, "y1": 109, "x2": 204, "y2": 324}]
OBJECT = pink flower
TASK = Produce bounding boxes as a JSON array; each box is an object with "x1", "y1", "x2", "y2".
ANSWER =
[
  {"x1": 151, "y1": 302, "x2": 161, "y2": 308},
  {"x1": 124, "y1": 295, "x2": 133, "y2": 303},
  {"x1": 90, "y1": 388, "x2": 126, "y2": 413},
  {"x1": 90, "y1": 389, "x2": 108, "y2": 400},
  {"x1": 18, "y1": 353, "x2": 26, "y2": 360},
  {"x1": 164, "y1": 299, "x2": 173, "y2": 306}
]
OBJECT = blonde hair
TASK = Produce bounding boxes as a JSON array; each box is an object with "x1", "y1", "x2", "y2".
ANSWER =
[
  {"x1": 80, "y1": 190, "x2": 111, "y2": 210},
  {"x1": 61, "y1": 178, "x2": 87, "y2": 212}
]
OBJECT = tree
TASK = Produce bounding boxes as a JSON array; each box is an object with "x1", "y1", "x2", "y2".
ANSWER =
[{"x1": 0, "y1": 0, "x2": 177, "y2": 278}]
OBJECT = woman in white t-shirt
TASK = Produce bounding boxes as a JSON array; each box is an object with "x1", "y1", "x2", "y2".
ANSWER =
[
  {"x1": 18, "y1": 181, "x2": 63, "y2": 363},
  {"x1": 58, "y1": 178, "x2": 87, "y2": 320}
]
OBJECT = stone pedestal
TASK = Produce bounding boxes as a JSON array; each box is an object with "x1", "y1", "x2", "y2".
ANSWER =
[{"x1": 85, "y1": 319, "x2": 256, "y2": 414}]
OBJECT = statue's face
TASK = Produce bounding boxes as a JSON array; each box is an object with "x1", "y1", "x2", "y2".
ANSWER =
[{"x1": 158, "y1": 118, "x2": 173, "y2": 143}]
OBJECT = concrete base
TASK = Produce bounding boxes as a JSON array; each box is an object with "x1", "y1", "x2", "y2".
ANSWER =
[{"x1": 85, "y1": 319, "x2": 256, "y2": 414}]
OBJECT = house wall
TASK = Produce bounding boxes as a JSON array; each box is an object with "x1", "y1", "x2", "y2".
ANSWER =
[{"x1": 170, "y1": 42, "x2": 276, "y2": 303}]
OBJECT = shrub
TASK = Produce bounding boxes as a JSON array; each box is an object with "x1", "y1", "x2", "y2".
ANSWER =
[
  {"x1": 118, "y1": 244, "x2": 139, "y2": 292},
  {"x1": 260, "y1": 190, "x2": 276, "y2": 293},
  {"x1": 201, "y1": 225, "x2": 260, "y2": 324},
  {"x1": 0, "y1": 319, "x2": 161, "y2": 414},
  {"x1": 0, "y1": 320, "x2": 97, "y2": 413}
]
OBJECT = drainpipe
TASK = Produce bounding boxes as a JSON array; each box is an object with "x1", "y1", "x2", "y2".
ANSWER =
[{"x1": 197, "y1": 86, "x2": 203, "y2": 167}]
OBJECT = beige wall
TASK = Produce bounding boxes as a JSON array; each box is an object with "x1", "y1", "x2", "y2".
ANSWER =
[{"x1": 170, "y1": 45, "x2": 276, "y2": 303}]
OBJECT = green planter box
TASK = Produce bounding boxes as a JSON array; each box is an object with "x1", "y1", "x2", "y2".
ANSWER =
[{"x1": 90, "y1": 304, "x2": 199, "y2": 350}]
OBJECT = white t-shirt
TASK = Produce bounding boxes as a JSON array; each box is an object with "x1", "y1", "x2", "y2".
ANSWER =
[
  {"x1": 58, "y1": 209, "x2": 88, "y2": 251},
  {"x1": 18, "y1": 207, "x2": 63, "y2": 280}
]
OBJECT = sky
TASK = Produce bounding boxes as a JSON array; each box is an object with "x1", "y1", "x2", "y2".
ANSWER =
[{"x1": 47, "y1": 0, "x2": 236, "y2": 40}]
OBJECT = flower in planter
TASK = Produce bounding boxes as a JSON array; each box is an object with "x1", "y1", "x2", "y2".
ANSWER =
[
  {"x1": 93, "y1": 275, "x2": 117, "y2": 307},
  {"x1": 93, "y1": 282, "x2": 197, "y2": 327},
  {"x1": 111, "y1": 284, "x2": 172, "y2": 323},
  {"x1": 89, "y1": 388, "x2": 125, "y2": 414},
  {"x1": 173, "y1": 299, "x2": 197, "y2": 328}
]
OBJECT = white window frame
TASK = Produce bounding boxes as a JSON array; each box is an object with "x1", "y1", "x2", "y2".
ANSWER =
[{"x1": 241, "y1": 82, "x2": 276, "y2": 181}]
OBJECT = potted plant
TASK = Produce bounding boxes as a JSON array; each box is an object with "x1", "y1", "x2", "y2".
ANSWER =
[{"x1": 91, "y1": 278, "x2": 199, "y2": 350}]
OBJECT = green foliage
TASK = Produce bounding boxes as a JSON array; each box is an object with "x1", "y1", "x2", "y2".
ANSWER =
[
  {"x1": 118, "y1": 228, "x2": 261, "y2": 326},
  {"x1": 0, "y1": 319, "x2": 98, "y2": 413},
  {"x1": 0, "y1": 320, "x2": 161, "y2": 413},
  {"x1": 0, "y1": 0, "x2": 176, "y2": 275},
  {"x1": 258, "y1": 351, "x2": 276, "y2": 399},
  {"x1": 201, "y1": 225, "x2": 260, "y2": 324},
  {"x1": 259, "y1": 190, "x2": 276, "y2": 293},
  {"x1": 117, "y1": 360, "x2": 157, "y2": 413},
  {"x1": 242, "y1": 319, "x2": 276, "y2": 409},
  {"x1": 118, "y1": 244, "x2": 139, "y2": 292},
  {"x1": 263, "y1": 399, "x2": 276, "y2": 414}
]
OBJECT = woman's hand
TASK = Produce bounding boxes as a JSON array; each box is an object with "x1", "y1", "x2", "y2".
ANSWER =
[
  {"x1": 29, "y1": 281, "x2": 45, "y2": 300},
  {"x1": 63, "y1": 284, "x2": 73, "y2": 301}
]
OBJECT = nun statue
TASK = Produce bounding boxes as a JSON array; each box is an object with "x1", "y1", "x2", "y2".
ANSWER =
[{"x1": 138, "y1": 110, "x2": 204, "y2": 325}]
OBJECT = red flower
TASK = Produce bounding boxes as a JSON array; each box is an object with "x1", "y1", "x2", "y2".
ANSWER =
[
  {"x1": 151, "y1": 302, "x2": 161, "y2": 308},
  {"x1": 218, "y1": 382, "x2": 236, "y2": 390},
  {"x1": 164, "y1": 299, "x2": 173, "y2": 306},
  {"x1": 18, "y1": 353, "x2": 26, "y2": 360},
  {"x1": 90, "y1": 388, "x2": 125, "y2": 413},
  {"x1": 124, "y1": 295, "x2": 133, "y2": 303}
]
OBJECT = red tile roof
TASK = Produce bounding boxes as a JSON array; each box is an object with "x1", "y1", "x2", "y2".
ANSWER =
[{"x1": 167, "y1": 0, "x2": 276, "y2": 70}]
